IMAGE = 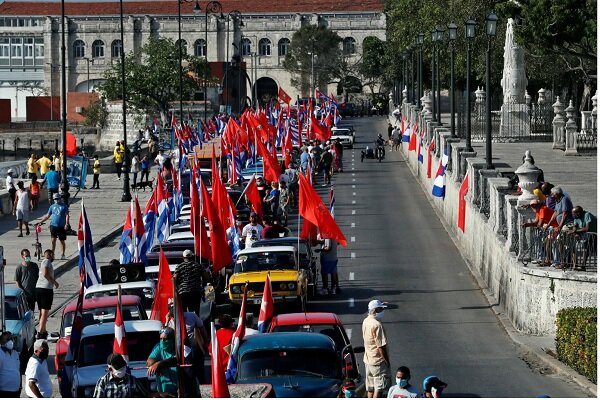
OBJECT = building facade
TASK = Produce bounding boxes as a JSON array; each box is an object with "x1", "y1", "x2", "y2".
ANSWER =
[{"x1": 0, "y1": 0, "x2": 386, "y2": 121}]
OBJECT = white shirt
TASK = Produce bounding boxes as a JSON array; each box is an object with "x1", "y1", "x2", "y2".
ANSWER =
[
  {"x1": 155, "y1": 154, "x2": 166, "y2": 168},
  {"x1": 5, "y1": 175, "x2": 13, "y2": 191},
  {"x1": 131, "y1": 156, "x2": 140, "y2": 173},
  {"x1": 0, "y1": 347, "x2": 21, "y2": 391},
  {"x1": 25, "y1": 355, "x2": 52, "y2": 398},
  {"x1": 15, "y1": 189, "x2": 29, "y2": 211},
  {"x1": 36, "y1": 259, "x2": 55, "y2": 289},
  {"x1": 245, "y1": 327, "x2": 260, "y2": 336},
  {"x1": 241, "y1": 223, "x2": 263, "y2": 248},
  {"x1": 387, "y1": 385, "x2": 419, "y2": 398}
]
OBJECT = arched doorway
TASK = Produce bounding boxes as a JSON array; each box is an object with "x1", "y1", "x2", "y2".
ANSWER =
[{"x1": 254, "y1": 77, "x2": 278, "y2": 107}]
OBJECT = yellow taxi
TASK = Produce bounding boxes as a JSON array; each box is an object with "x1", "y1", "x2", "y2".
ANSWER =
[{"x1": 228, "y1": 246, "x2": 308, "y2": 311}]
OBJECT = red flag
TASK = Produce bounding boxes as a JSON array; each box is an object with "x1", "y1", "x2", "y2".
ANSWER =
[
  {"x1": 298, "y1": 174, "x2": 347, "y2": 246},
  {"x1": 113, "y1": 287, "x2": 129, "y2": 362},
  {"x1": 66, "y1": 132, "x2": 77, "y2": 157},
  {"x1": 190, "y1": 169, "x2": 211, "y2": 260},
  {"x1": 200, "y1": 179, "x2": 232, "y2": 272},
  {"x1": 149, "y1": 249, "x2": 173, "y2": 322},
  {"x1": 211, "y1": 323, "x2": 231, "y2": 398},
  {"x1": 256, "y1": 139, "x2": 281, "y2": 183},
  {"x1": 408, "y1": 123, "x2": 417, "y2": 151},
  {"x1": 457, "y1": 174, "x2": 469, "y2": 232},
  {"x1": 310, "y1": 114, "x2": 332, "y2": 142},
  {"x1": 299, "y1": 218, "x2": 318, "y2": 245},
  {"x1": 257, "y1": 275, "x2": 274, "y2": 332},
  {"x1": 242, "y1": 175, "x2": 263, "y2": 219},
  {"x1": 278, "y1": 87, "x2": 292, "y2": 105}
]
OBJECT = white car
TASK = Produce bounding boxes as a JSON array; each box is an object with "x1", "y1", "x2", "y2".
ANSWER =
[
  {"x1": 331, "y1": 127, "x2": 354, "y2": 148},
  {"x1": 84, "y1": 281, "x2": 156, "y2": 318},
  {"x1": 71, "y1": 320, "x2": 162, "y2": 397}
]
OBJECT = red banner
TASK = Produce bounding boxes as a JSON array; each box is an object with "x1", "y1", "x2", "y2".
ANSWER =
[{"x1": 457, "y1": 174, "x2": 469, "y2": 232}]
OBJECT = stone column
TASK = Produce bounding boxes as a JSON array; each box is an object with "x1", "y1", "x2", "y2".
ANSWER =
[
  {"x1": 514, "y1": 150, "x2": 541, "y2": 206},
  {"x1": 552, "y1": 97, "x2": 566, "y2": 150},
  {"x1": 475, "y1": 86, "x2": 485, "y2": 121},
  {"x1": 592, "y1": 93, "x2": 597, "y2": 133},
  {"x1": 564, "y1": 100, "x2": 578, "y2": 156}
]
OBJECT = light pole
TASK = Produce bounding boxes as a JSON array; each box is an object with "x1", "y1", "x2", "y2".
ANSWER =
[
  {"x1": 83, "y1": 57, "x2": 93, "y2": 92},
  {"x1": 205, "y1": 1, "x2": 223, "y2": 124},
  {"x1": 465, "y1": 18, "x2": 477, "y2": 152},
  {"x1": 416, "y1": 32, "x2": 424, "y2": 109},
  {"x1": 118, "y1": 0, "x2": 131, "y2": 202},
  {"x1": 178, "y1": 0, "x2": 201, "y2": 123},
  {"x1": 46, "y1": 63, "x2": 54, "y2": 121},
  {"x1": 308, "y1": 51, "x2": 316, "y2": 98},
  {"x1": 225, "y1": 10, "x2": 243, "y2": 113},
  {"x1": 409, "y1": 47, "x2": 415, "y2": 104},
  {"x1": 435, "y1": 27, "x2": 444, "y2": 123},
  {"x1": 447, "y1": 23, "x2": 457, "y2": 137},
  {"x1": 431, "y1": 29, "x2": 437, "y2": 122},
  {"x1": 401, "y1": 51, "x2": 407, "y2": 102},
  {"x1": 60, "y1": 0, "x2": 69, "y2": 200},
  {"x1": 485, "y1": 11, "x2": 498, "y2": 169}
]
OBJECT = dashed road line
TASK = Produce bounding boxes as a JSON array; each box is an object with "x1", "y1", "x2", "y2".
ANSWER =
[
  {"x1": 351, "y1": 236, "x2": 356, "y2": 242},
  {"x1": 351, "y1": 252, "x2": 356, "y2": 258},
  {"x1": 352, "y1": 192, "x2": 356, "y2": 196},
  {"x1": 351, "y1": 222, "x2": 355, "y2": 228},
  {"x1": 349, "y1": 298, "x2": 355, "y2": 308},
  {"x1": 352, "y1": 210, "x2": 356, "y2": 215},
  {"x1": 349, "y1": 272, "x2": 355, "y2": 280},
  {"x1": 346, "y1": 328, "x2": 352, "y2": 340},
  {"x1": 352, "y1": 200, "x2": 356, "y2": 204},
  {"x1": 352, "y1": 185, "x2": 356, "y2": 188}
]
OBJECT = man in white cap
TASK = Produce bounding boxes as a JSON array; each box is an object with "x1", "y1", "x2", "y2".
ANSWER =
[
  {"x1": 362, "y1": 299, "x2": 390, "y2": 398},
  {"x1": 25, "y1": 339, "x2": 52, "y2": 398}
]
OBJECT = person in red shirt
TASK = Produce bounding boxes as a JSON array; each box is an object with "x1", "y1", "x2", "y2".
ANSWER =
[
  {"x1": 209, "y1": 314, "x2": 235, "y2": 373},
  {"x1": 522, "y1": 199, "x2": 558, "y2": 266}
]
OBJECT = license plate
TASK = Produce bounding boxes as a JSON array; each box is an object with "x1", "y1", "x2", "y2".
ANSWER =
[{"x1": 253, "y1": 299, "x2": 262, "y2": 305}]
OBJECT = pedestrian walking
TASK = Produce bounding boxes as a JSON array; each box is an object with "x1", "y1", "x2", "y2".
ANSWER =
[
  {"x1": 15, "y1": 249, "x2": 39, "y2": 311},
  {"x1": 92, "y1": 155, "x2": 101, "y2": 189},
  {"x1": 140, "y1": 156, "x2": 150, "y2": 183},
  {"x1": 0, "y1": 331, "x2": 21, "y2": 397},
  {"x1": 24, "y1": 339, "x2": 52, "y2": 398},
  {"x1": 37, "y1": 154, "x2": 52, "y2": 179},
  {"x1": 27, "y1": 154, "x2": 39, "y2": 180},
  {"x1": 35, "y1": 250, "x2": 59, "y2": 339},
  {"x1": 113, "y1": 141, "x2": 124, "y2": 180},
  {"x1": 43, "y1": 165, "x2": 60, "y2": 204},
  {"x1": 146, "y1": 327, "x2": 179, "y2": 396},
  {"x1": 6, "y1": 169, "x2": 16, "y2": 206},
  {"x1": 131, "y1": 154, "x2": 140, "y2": 187},
  {"x1": 387, "y1": 366, "x2": 419, "y2": 398},
  {"x1": 241, "y1": 212, "x2": 263, "y2": 248},
  {"x1": 53, "y1": 151, "x2": 63, "y2": 173},
  {"x1": 93, "y1": 353, "x2": 148, "y2": 398},
  {"x1": 362, "y1": 299, "x2": 391, "y2": 398},
  {"x1": 173, "y1": 249, "x2": 206, "y2": 315},
  {"x1": 29, "y1": 176, "x2": 40, "y2": 211},
  {"x1": 13, "y1": 181, "x2": 30, "y2": 237},
  {"x1": 264, "y1": 181, "x2": 280, "y2": 216},
  {"x1": 278, "y1": 181, "x2": 291, "y2": 226},
  {"x1": 38, "y1": 193, "x2": 70, "y2": 260},
  {"x1": 319, "y1": 235, "x2": 339, "y2": 295}
]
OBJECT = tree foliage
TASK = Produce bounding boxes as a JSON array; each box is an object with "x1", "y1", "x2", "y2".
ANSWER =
[
  {"x1": 99, "y1": 36, "x2": 210, "y2": 123},
  {"x1": 360, "y1": 36, "x2": 387, "y2": 93},
  {"x1": 282, "y1": 25, "x2": 343, "y2": 94}
]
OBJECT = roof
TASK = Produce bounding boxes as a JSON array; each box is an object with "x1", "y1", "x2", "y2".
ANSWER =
[
  {"x1": 239, "y1": 332, "x2": 336, "y2": 355},
  {"x1": 237, "y1": 245, "x2": 296, "y2": 255},
  {"x1": 253, "y1": 237, "x2": 308, "y2": 246},
  {"x1": 4, "y1": 287, "x2": 23, "y2": 297},
  {"x1": 270, "y1": 312, "x2": 342, "y2": 326},
  {"x1": 63, "y1": 294, "x2": 142, "y2": 313},
  {"x1": 0, "y1": 0, "x2": 384, "y2": 16},
  {"x1": 84, "y1": 280, "x2": 155, "y2": 294},
  {"x1": 81, "y1": 319, "x2": 162, "y2": 337}
]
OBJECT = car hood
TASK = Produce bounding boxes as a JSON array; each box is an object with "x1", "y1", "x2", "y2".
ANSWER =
[
  {"x1": 230, "y1": 270, "x2": 299, "y2": 285},
  {"x1": 238, "y1": 376, "x2": 340, "y2": 398},
  {"x1": 75, "y1": 361, "x2": 150, "y2": 387},
  {"x1": 5, "y1": 320, "x2": 23, "y2": 335}
]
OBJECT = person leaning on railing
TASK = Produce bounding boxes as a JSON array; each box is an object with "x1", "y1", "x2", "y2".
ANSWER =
[
  {"x1": 565, "y1": 206, "x2": 597, "y2": 271},
  {"x1": 522, "y1": 199, "x2": 557, "y2": 266}
]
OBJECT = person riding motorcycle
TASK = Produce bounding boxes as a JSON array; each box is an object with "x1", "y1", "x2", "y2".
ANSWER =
[{"x1": 375, "y1": 134, "x2": 386, "y2": 159}]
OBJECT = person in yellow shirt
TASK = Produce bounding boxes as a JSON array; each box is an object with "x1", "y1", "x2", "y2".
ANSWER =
[
  {"x1": 27, "y1": 154, "x2": 40, "y2": 179},
  {"x1": 92, "y1": 155, "x2": 101, "y2": 189},
  {"x1": 53, "y1": 150, "x2": 63, "y2": 172},
  {"x1": 113, "y1": 141, "x2": 124, "y2": 180},
  {"x1": 37, "y1": 153, "x2": 53, "y2": 178}
]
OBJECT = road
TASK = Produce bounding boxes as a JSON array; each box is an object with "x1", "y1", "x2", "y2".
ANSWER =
[{"x1": 307, "y1": 116, "x2": 589, "y2": 398}]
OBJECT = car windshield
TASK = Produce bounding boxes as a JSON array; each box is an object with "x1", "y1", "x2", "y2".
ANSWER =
[
  {"x1": 84, "y1": 288, "x2": 153, "y2": 310},
  {"x1": 255, "y1": 242, "x2": 309, "y2": 260},
  {"x1": 333, "y1": 129, "x2": 351, "y2": 135},
  {"x1": 78, "y1": 331, "x2": 158, "y2": 367},
  {"x1": 235, "y1": 251, "x2": 296, "y2": 273},
  {"x1": 4, "y1": 297, "x2": 19, "y2": 320},
  {"x1": 61, "y1": 305, "x2": 144, "y2": 336},
  {"x1": 239, "y1": 349, "x2": 339, "y2": 380},
  {"x1": 271, "y1": 324, "x2": 347, "y2": 351}
]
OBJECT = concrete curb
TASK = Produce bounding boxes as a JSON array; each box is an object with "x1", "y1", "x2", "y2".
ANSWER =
[{"x1": 396, "y1": 144, "x2": 597, "y2": 397}]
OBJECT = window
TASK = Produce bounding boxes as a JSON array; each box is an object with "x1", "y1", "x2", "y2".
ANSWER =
[
  {"x1": 10, "y1": 38, "x2": 22, "y2": 66},
  {"x1": 241, "y1": 38, "x2": 251, "y2": 56},
  {"x1": 342, "y1": 37, "x2": 356, "y2": 55},
  {"x1": 34, "y1": 37, "x2": 44, "y2": 65},
  {"x1": 23, "y1": 37, "x2": 34, "y2": 65},
  {"x1": 92, "y1": 40, "x2": 104, "y2": 58},
  {"x1": 176, "y1": 39, "x2": 187, "y2": 55},
  {"x1": 258, "y1": 38, "x2": 271, "y2": 56},
  {"x1": 0, "y1": 38, "x2": 9, "y2": 66},
  {"x1": 278, "y1": 38, "x2": 290, "y2": 57},
  {"x1": 111, "y1": 40, "x2": 122, "y2": 58},
  {"x1": 73, "y1": 40, "x2": 85, "y2": 58},
  {"x1": 194, "y1": 39, "x2": 206, "y2": 57}
]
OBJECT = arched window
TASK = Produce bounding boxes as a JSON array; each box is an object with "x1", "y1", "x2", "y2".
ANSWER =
[
  {"x1": 258, "y1": 38, "x2": 271, "y2": 56},
  {"x1": 278, "y1": 38, "x2": 290, "y2": 57},
  {"x1": 241, "y1": 38, "x2": 251, "y2": 56},
  {"x1": 342, "y1": 37, "x2": 356, "y2": 55},
  {"x1": 73, "y1": 39, "x2": 85, "y2": 58},
  {"x1": 111, "y1": 40, "x2": 122, "y2": 58},
  {"x1": 194, "y1": 39, "x2": 206, "y2": 57},
  {"x1": 91, "y1": 40, "x2": 104, "y2": 58},
  {"x1": 176, "y1": 39, "x2": 188, "y2": 55}
]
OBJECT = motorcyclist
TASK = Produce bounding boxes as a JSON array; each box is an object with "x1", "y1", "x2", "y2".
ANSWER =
[{"x1": 375, "y1": 133, "x2": 386, "y2": 159}]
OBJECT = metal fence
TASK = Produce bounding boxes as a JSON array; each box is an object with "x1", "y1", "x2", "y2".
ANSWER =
[{"x1": 523, "y1": 228, "x2": 597, "y2": 271}]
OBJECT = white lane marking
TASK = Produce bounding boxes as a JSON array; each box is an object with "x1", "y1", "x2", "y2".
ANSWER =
[
  {"x1": 352, "y1": 173, "x2": 356, "y2": 176},
  {"x1": 352, "y1": 200, "x2": 356, "y2": 204},
  {"x1": 351, "y1": 252, "x2": 356, "y2": 258},
  {"x1": 352, "y1": 185, "x2": 356, "y2": 188},
  {"x1": 352, "y1": 167, "x2": 355, "y2": 170},
  {"x1": 349, "y1": 298, "x2": 355, "y2": 308},
  {"x1": 349, "y1": 272, "x2": 355, "y2": 280},
  {"x1": 352, "y1": 179, "x2": 356, "y2": 182},
  {"x1": 353, "y1": 192, "x2": 356, "y2": 196},
  {"x1": 351, "y1": 236, "x2": 356, "y2": 242},
  {"x1": 352, "y1": 210, "x2": 356, "y2": 215},
  {"x1": 346, "y1": 328, "x2": 352, "y2": 340},
  {"x1": 351, "y1": 222, "x2": 355, "y2": 228}
]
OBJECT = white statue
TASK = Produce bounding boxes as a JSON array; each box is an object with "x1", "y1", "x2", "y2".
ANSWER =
[{"x1": 500, "y1": 18, "x2": 528, "y2": 105}]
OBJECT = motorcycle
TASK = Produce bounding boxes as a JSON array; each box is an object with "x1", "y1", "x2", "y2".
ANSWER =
[
  {"x1": 375, "y1": 145, "x2": 385, "y2": 162},
  {"x1": 361, "y1": 146, "x2": 375, "y2": 162}
]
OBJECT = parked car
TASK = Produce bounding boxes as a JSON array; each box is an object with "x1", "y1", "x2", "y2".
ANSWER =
[
  {"x1": 234, "y1": 332, "x2": 347, "y2": 397},
  {"x1": 331, "y1": 127, "x2": 354, "y2": 149},
  {"x1": 339, "y1": 102, "x2": 358, "y2": 118},
  {"x1": 251, "y1": 237, "x2": 318, "y2": 297},
  {"x1": 4, "y1": 287, "x2": 36, "y2": 371},
  {"x1": 84, "y1": 281, "x2": 155, "y2": 317},
  {"x1": 71, "y1": 320, "x2": 162, "y2": 397},
  {"x1": 52, "y1": 295, "x2": 147, "y2": 379},
  {"x1": 228, "y1": 246, "x2": 308, "y2": 311},
  {"x1": 268, "y1": 312, "x2": 365, "y2": 394}
]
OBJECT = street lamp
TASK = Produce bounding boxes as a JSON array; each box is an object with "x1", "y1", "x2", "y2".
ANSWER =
[
  {"x1": 308, "y1": 51, "x2": 316, "y2": 98},
  {"x1": 447, "y1": 22, "x2": 457, "y2": 137},
  {"x1": 45, "y1": 63, "x2": 55, "y2": 122},
  {"x1": 464, "y1": 18, "x2": 477, "y2": 152},
  {"x1": 205, "y1": 1, "x2": 223, "y2": 124},
  {"x1": 485, "y1": 11, "x2": 498, "y2": 169},
  {"x1": 60, "y1": 0, "x2": 69, "y2": 200},
  {"x1": 177, "y1": 0, "x2": 201, "y2": 123},
  {"x1": 435, "y1": 27, "x2": 444, "y2": 123},
  {"x1": 431, "y1": 29, "x2": 438, "y2": 122},
  {"x1": 83, "y1": 57, "x2": 93, "y2": 92},
  {"x1": 401, "y1": 51, "x2": 407, "y2": 102},
  {"x1": 118, "y1": 0, "x2": 132, "y2": 202},
  {"x1": 224, "y1": 10, "x2": 243, "y2": 113},
  {"x1": 410, "y1": 46, "x2": 415, "y2": 104},
  {"x1": 416, "y1": 32, "x2": 424, "y2": 110}
]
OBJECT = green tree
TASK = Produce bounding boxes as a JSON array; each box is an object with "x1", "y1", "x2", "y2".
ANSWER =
[
  {"x1": 99, "y1": 36, "x2": 209, "y2": 123},
  {"x1": 282, "y1": 25, "x2": 343, "y2": 95},
  {"x1": 83, "y1": 97, "x2": 108, "y2": 128},
  {"x1": 360, "y1": 36, "x2": 387, "y2": 95}
]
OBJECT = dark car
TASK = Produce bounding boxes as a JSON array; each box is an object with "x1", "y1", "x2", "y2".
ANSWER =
[{"x1": 339, "y1": 102, "x2": 358, "y2": 118}]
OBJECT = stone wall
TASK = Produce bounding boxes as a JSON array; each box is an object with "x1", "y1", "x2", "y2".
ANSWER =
[{"x1": 391, "y1": 102, "x2": 597, "y2": 335}]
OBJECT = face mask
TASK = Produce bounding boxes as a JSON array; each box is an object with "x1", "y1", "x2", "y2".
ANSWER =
[
  {"x1": 24, "y1": 256, "x2": 31, "y2": 263},
  {"x1": 397, "y1": 379, "x2": 409, "y2": 388},
  {"x1": 376, "y1": 311, "x2": 385, "y2": 319},
  {"x1": 38, "y1": 350, "x2": 49, "y2": 360},
  {"x1": 112, "y1": 367, "x2": 126, "y2": 379},
  {"x1": 343, "y1": 389, "x2": 355, "y2": 398},
  {"x1": 4, "y1": 340, "x2": 13, "y2": 351},
  {"x1": 160, "y1": 340, "x2": 174, "y2": 353}
]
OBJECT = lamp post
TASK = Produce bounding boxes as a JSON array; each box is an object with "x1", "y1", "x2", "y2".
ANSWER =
[
  {"x1": 177, "y1": 0, "x2": 201, "y2": 123},
  {"x1": 83, "y1": 57, "x2": 93, "y2": 92},
  {"x1": 447, "y1": 23, "x2": 457, "y2": 137},
  {"x1": 308, "y1": 51, "x2": 316, "y2": 98},
  {"x1": 60, "y1": 0, "x2": 69, "y2": 200},
  {"x1": 435, "y1": 27, "x2": 444, "y2": 123},
  {"x1": 45, "y1": 63, "x2": 54, "y2": 121},
  {"x1": 224, "y1": 10, "x2": 242, "y2": 113},
  {"x1": 464, "y1": 18, "x2": 477, "y2": 152},
  {"x1": 410, "y1": 47, "x2": 415, "y2": 104},
  {"x1": 416, "y1": 32, "x2": 424, "y2": 109},
  {"x1": 431, "y1": 29, "x2": 437, "y2": 122},
  {"x1": 485, "y1": 11, "x2": 498, "y2": 169},
  {"x1": 204, "y1": 1, "x2": 223, "y2": 124},
  {"x1": 118, "y1": 0, "x2": 132, "y2": 202},
  {"x1": 401, "y1": 51, "x2": 407, "y2": 102}
]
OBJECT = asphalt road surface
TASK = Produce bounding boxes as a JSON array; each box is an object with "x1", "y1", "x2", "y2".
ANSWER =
[{"x1": 307, "y1": 116, "x2": 589, "y2": 398}]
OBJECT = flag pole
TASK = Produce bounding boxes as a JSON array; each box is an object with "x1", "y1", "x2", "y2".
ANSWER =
[{"x1": 172, "y1": 276, "x2": 186, "y2": 398}]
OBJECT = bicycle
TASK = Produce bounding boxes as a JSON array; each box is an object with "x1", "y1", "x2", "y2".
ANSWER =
[{"x1": 32, "y1": 223, "x2": 43, "y2": 261}]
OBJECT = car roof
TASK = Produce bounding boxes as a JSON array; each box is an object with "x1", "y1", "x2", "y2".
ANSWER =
[
  {"x1": 237, "y1": 246, "x2": 296, "y2": 255},
  {"x1": 239, "y1": 332, "x2": 336, "y2": 355},
  {"x1": 271, "y1": 312, "x2": 342, "y2": 326},
  {"x1": 81, "y1": 320, "x2": 162, "y2": 338},
  {"x1": 85, "y1": 281, "x2": 155, "y2": 293},
  {"x1": 4, "y1": 287, "x2": 22, "y2": 297},
  {"x1": 63, "y1": 295, "x2": 142, "y2": 313},
  {"x1": 252, "y1": 238, "x2": 308, "y2": 247}
]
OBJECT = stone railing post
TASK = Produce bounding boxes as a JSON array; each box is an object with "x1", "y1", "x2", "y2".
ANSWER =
[
  {"x1": 488, "y1": 177, "x2": 511, "y2": 236},
  {"x1": 564, "y1": 100, "x2": 578, "y2": 156},
  {"x1": 552, "y1": 97, "x2": 566, "y2": 150},
  {"x1": 592, "y1": 93, "x2": 597, "y2": 133},
  {"x1": 537, "y1": 88, "x2": 546, "y2": 106},
  {"x1": 422, "y1": 91, "x2": 433, "y2": 143},
  {"x1": 475, "y1": 86, "x2": 485, "y2": 121}
]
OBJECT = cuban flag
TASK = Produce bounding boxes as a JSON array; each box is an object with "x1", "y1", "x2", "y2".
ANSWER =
[
  {"x1": 402, "y1": 121, "x2": 412, "y2": 142},
  {"x1": 329, "y1": 186, "x2": 335, "y2": 218},
  {"x1": 119, "y1": 201, "x2": 135, "y2": 264},
  {"x1": 113, "y1": 287, "x2": 129, "y2": 362},
  {"x1": 257, "y1": 275, "x2": 274, "y2": 333},
  {"x1": 432, "y1": 146, "x2": 449, "y2": 198},
  {"x1": 77, "y1": 202, "x2": 101, "y2": 288},
  {"x1": 417, "y1": 126, "x2": 425, "y2": 163},
  {"x1": 132, "y1": 197, "x2": 147, "y2": 264},
  {"x1": 59, "y1": 270, "x2": 85, "y2": 397},
  {"x1": 143, "y1": 189, "x2": 157, "y2": 253},
  {"x1": 225, "y1": 284, "x2": 247, "y2": 383},
  {"x1": 156, "y1": 172, "x2": 171, "y2": 242}
]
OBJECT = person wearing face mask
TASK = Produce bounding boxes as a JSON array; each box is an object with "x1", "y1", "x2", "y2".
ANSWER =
[
  {"x1": 422, "y1": 376, "x2": 447, "y2": 398},
  {"x1": 93, "y1": 353, "x2": 148, "y2": 398},
  {"x1": 0, "y1": 331, "x2": 21, "y2": 397},
  {"x1": 35, "y1": 249, "x2": 59, "y2": 339},
  {"x1": 387, "y1": 366, "x2": 418, "y2": 398},
  {"x1": 338, "y1": 379, "x2": 357, "y2": 398},
  {"x1": 15, "y1": 248, "x2": 39, "y2": 312},
  {"x1": 146, "y1": 327, "x2": 179, "y2": 396},
  {"x1": 24, "y1": 339, "x2": 51, "y2": 398},
  {"x1": 362, "y1": 299, "x2": 391, "y2": 398}
]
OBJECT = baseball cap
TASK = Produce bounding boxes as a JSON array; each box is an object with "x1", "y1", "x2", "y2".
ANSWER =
[
  {"x1": 6, "y1": 169, "x2": 13, "y2": 174},
  {"x1": 182, "y1": 249, "x2": 193, "y2": 258},
  {"x1": 107, "y1": 353, "x2": 127, "y2": 369},
  {"x1": 53, "y1": 193, "x2": 61, "y2": 200},
  {"x1": 368, "y1": 299, "x2": 387, "y2": 311}
]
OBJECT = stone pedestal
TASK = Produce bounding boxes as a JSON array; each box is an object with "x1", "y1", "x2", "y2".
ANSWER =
[
  {"x1": 514, "y1": 150, "x2": 541, "y2": 206},
  {"x1": 564, "y1": 100, "x2": 578, "y2": 156},
  {"x1": 499, "y1": 103, "x2": 531, "y2": 138},
  {"x1": 552, "y1": 97, "x2": 566, "y2": 150}
]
